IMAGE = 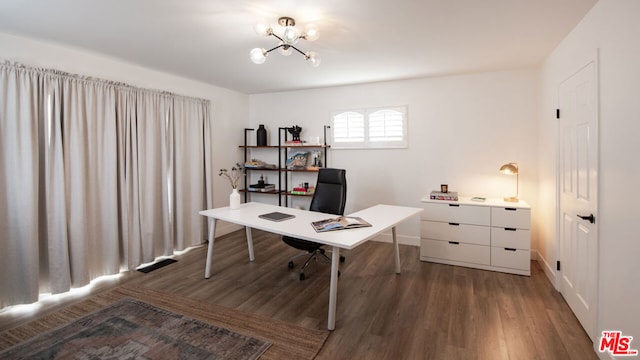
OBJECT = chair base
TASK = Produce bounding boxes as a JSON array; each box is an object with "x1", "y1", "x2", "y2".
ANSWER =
[{"x1": 288, "y1": 249, "x2": 345, "y2": 280}]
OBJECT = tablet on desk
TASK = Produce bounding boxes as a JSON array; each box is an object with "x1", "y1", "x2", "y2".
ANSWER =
[{"x1": 258, "y1": 211, "x2": 295, "y2": 222}]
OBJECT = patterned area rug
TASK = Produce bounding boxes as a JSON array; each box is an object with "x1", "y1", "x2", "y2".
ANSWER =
[
  {"x1": 0, "y1": 286, "x2": 329, "y2": 359},
  {"x1": 0, "y1": 298, "x2": 270, "y2": 359}
]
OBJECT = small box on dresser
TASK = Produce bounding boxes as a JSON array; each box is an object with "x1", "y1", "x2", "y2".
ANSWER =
[{"x1": 419, "y1": 196, "x2": 531, "y2": 276}]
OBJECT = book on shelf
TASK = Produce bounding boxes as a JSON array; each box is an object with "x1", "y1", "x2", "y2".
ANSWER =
[
  {"x1": 430, "y1": 191, "x2": 459, "y2": 201},
  {"x1": 290, "y1": 186, "x2": 314, "y2": 195},
  {"x1": 311, "y1": 216, "x2": 372, "y2": 233},
  {"x1": 248, "y1": 183, "x2": 276, "y2": 192},
  {"x1": 244, "y1": 160, "x2": 277, "y2": 169}
]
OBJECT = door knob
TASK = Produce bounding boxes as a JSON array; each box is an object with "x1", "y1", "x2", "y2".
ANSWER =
[{"x1": 577, "y1": 213, "x2": 595, "y2": 224}]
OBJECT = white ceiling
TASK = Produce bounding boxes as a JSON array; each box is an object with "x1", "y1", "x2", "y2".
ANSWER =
[{"x1": 0, "y1": 0, "x2": 597, "y2": 94}]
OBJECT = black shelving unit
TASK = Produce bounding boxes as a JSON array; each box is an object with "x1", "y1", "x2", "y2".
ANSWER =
[{"x1": 240, "y1": 125, "x2": 330, "y2": 207}]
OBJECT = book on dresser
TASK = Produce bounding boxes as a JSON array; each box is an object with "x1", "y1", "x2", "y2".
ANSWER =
[{"x1": 429, "y1": 191, "x2": 459, "y2": 201}]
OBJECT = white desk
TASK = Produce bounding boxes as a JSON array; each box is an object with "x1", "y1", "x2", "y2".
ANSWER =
[{"x1": 199, "y1": 202, "x2": 422, "y2": 330}]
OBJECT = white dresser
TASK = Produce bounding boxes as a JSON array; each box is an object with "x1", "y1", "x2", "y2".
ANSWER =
[{"x1": 419, "y1": 196, "x2": 531, "y2": 276}]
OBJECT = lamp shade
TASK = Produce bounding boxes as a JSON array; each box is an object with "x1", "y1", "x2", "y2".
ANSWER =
[
  {"x1": 499, "y1": 163, "x2": 518, "y2": 175},
  {"x1": 499, "y1": 162, "x2": 519, "y2": 202}
]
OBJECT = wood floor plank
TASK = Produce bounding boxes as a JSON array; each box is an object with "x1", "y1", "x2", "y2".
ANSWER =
[{"x1": 0, "y1": 229, "x2": 597, "y2": 359}]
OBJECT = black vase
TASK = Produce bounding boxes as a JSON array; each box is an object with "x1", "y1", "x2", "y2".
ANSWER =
[{"x1": 257, "y1": 124, "x2": 267, "y2": 146}]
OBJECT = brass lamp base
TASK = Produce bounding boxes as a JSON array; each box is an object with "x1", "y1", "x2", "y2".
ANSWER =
[{"x1": 504, "y1": 196, "x2": 519, "y2": 202}]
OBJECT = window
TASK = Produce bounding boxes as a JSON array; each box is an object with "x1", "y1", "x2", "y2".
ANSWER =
[
  {"x1": 331, "y1": 106, "x2": 407, "y2": 149},
  {"x1": 333, "y1": 111, "x2": 365, "y2": 144}
]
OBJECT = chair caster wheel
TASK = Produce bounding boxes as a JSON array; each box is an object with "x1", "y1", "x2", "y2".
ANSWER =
[
  {"x1": 340, "y1": 255, "x2": 346, "y2": 263},
  {"x1": 300, "y1": 273, "x2": 306, "y2": 281},
  {"x1": 288, "y1": 261, "x2": 294, "y2": 269}
]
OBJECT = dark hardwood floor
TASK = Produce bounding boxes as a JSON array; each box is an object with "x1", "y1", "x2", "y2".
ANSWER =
[{"x1": 0, "y1": 229, "x2": 597, "y2": 359}]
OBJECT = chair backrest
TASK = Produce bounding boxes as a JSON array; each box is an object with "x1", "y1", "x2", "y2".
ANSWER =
[{"x1": 309, "y1": 168, "x2": 347, "y2": 216}]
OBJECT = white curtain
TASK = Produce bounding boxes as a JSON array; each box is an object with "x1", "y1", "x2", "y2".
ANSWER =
[{"x1": 0, "y1": 61, "x2": 213, "y2": 308}]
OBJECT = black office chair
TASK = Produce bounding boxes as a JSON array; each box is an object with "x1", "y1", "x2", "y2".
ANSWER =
[{"x1": 283, "y1": 168, "x2": 347, "y2": 280}]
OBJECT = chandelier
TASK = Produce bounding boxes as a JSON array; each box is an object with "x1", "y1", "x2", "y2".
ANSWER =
[{"x1": 250, "y1": 16, "x2": 321, "y2": 67}]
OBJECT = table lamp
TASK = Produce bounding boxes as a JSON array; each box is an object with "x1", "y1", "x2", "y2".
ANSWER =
[{"x1": 499, "y1": 162, "x2": 519, "y2": 202}]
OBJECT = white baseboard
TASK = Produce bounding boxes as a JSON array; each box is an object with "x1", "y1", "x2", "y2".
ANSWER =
[{"x1": 536, "y1": 252, "x2": 557, "y2": 287}]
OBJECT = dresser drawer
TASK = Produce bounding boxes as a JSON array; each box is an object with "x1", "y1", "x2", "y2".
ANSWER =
[
  {"x1": 420, "y1": 238, "x2": 490, "y2": 265},
  {"x1": 491, "y1": 247, "x2": 530, "y2": 271},
  {"x1": 491, "y1": 207, "x2": 530, "y2": 229},
  {"x1": 421, "y1": 202, "x2": 490, "y2": 226},
  {"x1": 421, "y1": 221, "x2": 490, "y2": 246},
  {"x1": 491, "y1": 227, "x2": 530, "y2": 249}
]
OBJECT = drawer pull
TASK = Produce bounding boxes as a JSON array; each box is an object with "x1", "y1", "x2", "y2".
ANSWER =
[
  {"x1": 504, "y1": 247, "x2": 517, "y2": 251},
  {"x1": 504, "y1": 227, "x2": 517, "y2": 231},
  {"x1": 448, "y1": 204, "x2": 460, "y2": 207},
  {"x1": 505, "y1": 207, "x2": 517, "y2": 211},
  {"x1": 449, "y1": 241, "x2": 460, "y2": 245},
  {"x1": 448, "y1": 222, "x2": 460, "y2": 226}
]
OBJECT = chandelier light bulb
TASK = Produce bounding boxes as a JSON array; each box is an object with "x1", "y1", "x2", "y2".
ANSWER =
[
  {"x1": 253, "y1": 22, "x2": 270, "y2": 36},
  {"x1": 283, "y1": 26, "x2": 300, "y2": 44},
  {"x1": 305, "y1": 51, "x2": 321, "y2": 67},
  {"x1": 303, "y1": 24, "x2": 320, "y2": 41},
  {"x1": 250, "y1": 48, "x2": 267, "y2": 64},
  {"x1": 279, "y1": 44, "x2": 293, "y2": 56}
]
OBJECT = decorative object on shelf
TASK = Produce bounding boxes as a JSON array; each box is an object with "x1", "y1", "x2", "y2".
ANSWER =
[
  {"x1": 244, "y1": 159, "x2": 276, "y2": 169},
  {"x1": 430, "y1": 190, "x2": 458, "y2": 201},
  {"x1": 257, "y1": 124, "x2": 267, "y2": 146},
  {"x1": 440, "y1": 184, "x2": 448, "y2": 193},
  {"x1": 219, "y1": 163, "x2": 244, "y2": 209},
  {"x1": 499, "y1": 162, "x2": 519, "y2": 202},
  {"x1": 286, "y1": 151, "x2": 309, "y2": 169},
  {"x1": 250, "y1": 16, "x2": 321, "y2": 67},
  {"x1": 248, "y1": 174, "x2": 276, "y2": 192},
  {"x1": 311, "y1": 150, "x2": 323, "y2": 168},
  {"x1": 288, "y1": 125, "x2": 302, "y2": 142}
]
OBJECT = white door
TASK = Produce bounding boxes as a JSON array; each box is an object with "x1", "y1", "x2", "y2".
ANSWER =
[{"x1": 558, "y1": 60, "x2": 599, "y2": 341}]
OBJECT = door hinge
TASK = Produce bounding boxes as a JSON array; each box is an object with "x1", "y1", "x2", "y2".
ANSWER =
[
  {"x1": 556, "y1": 109, "x2": 560, "y2": 119},
  {"x1": 557, "y1": 261, "x2": 561, "y2": 271}
]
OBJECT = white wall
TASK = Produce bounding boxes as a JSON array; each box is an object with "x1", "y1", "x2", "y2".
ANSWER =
[
  {"x1": 250, "y1": 69, "x2": 539, "y2": 246},
  {"x1": 0, "y1": 32, "x2": 250, "y2": 237},
  {"x1": 538, "y1": 0, "x2": 640, "y2": 355}
]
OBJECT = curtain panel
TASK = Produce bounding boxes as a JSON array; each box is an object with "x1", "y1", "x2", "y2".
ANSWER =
[{"x1": 0, "y1": 61, "x2": 213, "y2": 308}]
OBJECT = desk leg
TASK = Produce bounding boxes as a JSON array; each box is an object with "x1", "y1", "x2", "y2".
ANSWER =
[
  {"x1": 245, "y1": 227, "x2": 255, "y2": 262},
  {"x1": 327, "y1": 246, "x2": 340, "y2": 331},
  {"x1": 392, "y1": 226, "x2": 401, "y2": 274},
  {"x1": 205, "y1": 218, "x2": 217, "y2": 279}
]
